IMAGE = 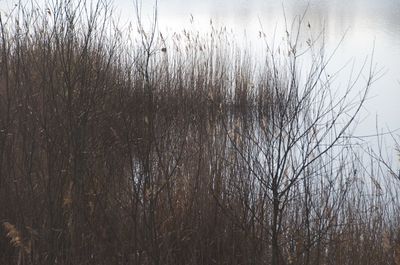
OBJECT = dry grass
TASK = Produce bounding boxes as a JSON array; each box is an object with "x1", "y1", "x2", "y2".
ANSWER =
[{"x1": 0, "y1": 1, "x2": 399, "y2": 265}]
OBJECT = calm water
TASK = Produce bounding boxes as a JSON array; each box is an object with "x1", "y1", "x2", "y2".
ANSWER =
[
  {"x1": 1, "y1": 0, "x2": 399, "y2": 162},
  {"x1": 115, "y1": 0, "x2": 399, "y2": 161}
]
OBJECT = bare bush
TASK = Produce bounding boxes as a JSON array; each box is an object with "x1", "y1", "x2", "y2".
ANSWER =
[{"x1": 0, "y1": 1, "x2": 399, "y2": 265}]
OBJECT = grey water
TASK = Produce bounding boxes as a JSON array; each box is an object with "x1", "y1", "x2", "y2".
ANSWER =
[
  {"x1": 114, "y1": 0, "x2": 399, "y2": 164},
  {"x1": 1, "y1": 0, "x2": 399, "y2": 164}
]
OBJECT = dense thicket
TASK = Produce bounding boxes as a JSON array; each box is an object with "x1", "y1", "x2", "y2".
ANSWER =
[{"x1": 0, "y1": 1, "x2": 399, "y2": 265}]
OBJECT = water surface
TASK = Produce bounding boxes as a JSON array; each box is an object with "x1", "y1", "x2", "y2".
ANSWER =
[
  {"x1": 1, "y1": 0, "x2": 399, "y2": 161},
  {"x1": 121, "y1": 0, "x2": 399, "y2": 160}
]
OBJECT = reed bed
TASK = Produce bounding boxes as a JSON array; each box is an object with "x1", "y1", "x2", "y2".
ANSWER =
[{"x1": 0, "y1": 1, "x2": 399, "y2": 264}]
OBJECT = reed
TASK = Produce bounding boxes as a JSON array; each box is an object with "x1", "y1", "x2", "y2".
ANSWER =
[{"x1": 0, "y1": 0, "x2": 399, "y2": 264}]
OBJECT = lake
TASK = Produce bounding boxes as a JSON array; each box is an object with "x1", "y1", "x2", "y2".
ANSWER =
[
  {"x1": 1, "y1": 0, "x2": 399, "y2": 163},
  {"x1": 113, "y1": 0, "x2": 400, "y2": 163}
]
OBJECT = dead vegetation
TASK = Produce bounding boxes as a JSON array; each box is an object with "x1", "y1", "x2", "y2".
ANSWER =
[{"x1": 0, "y1": 1, "x2": 399, "y2": 264}]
